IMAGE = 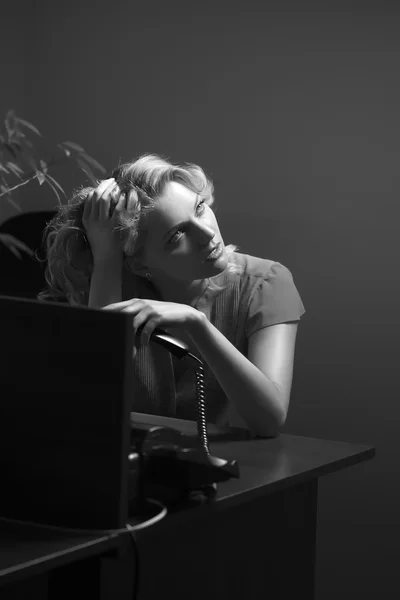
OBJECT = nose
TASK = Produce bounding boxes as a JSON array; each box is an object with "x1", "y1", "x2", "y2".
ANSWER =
[{"x1": 195, "y1": 222, "x2": 215, "y2": 243}]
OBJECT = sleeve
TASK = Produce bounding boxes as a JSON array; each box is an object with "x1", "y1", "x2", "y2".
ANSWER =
[{"x1": 245, "y1": 262, "x2": 306, "y2": 338}]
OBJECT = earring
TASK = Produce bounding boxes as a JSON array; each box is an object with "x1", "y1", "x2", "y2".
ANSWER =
[{"x1": 145, "y1": 272, "x2": 152, "y2": 281}]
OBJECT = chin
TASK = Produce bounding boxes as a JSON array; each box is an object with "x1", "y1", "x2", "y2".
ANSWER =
[
  {"x1": 218, "y1": 254, "x2": 229, "y2": 271},
  {"x1": 206, "y1": 252, "x2": 229, "y2": 272}
]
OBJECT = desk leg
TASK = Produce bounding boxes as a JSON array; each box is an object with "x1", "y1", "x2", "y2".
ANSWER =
[
  {"x1": 47, "y1": 555, "x2": 102, "y2": 600},
  {"x1": 0, "y1": 574, "x2": 48, "y2": 599},
  {"x1": 47, "y1": 540, "x2": 135, "y2": 600},
  {"x1": 211, "y1": 477, "x2": 319, "y2": 599},
  {"x1": 276, "y1": 478, "x2": 318, "y2": 599}
]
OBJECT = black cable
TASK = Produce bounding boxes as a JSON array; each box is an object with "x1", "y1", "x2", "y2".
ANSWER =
[
  {"x1": 126, "y1": 524, "x2": 140, "y2": 600},
  {"x1": 0, "y1": 498, "x2": 167, "y2": 600},
  {"x1": 124, "y1": 497, "x2": 167, "y2": 600}
]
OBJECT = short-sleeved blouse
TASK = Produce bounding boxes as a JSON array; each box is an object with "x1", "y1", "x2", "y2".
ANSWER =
[{"x1": 123, "y1": 252, "x2": 306, "y2": 431}]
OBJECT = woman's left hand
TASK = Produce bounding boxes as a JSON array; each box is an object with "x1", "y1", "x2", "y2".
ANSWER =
[{"x1": 103, "y1": 298, "x2": 203, "y2": 347}]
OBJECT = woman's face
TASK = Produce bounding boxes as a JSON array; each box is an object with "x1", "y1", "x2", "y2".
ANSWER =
[{"x1": 136, "y1": 181, "x2": 229, "y2": 284}]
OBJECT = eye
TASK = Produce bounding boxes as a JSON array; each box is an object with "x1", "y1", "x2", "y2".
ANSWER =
[{"x1": 168, "y1": 199, "x2": 207, "y2": 245}]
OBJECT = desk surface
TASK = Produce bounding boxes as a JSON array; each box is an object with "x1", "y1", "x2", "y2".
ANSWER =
[
  {"x1": 129, "y1": 429, "x2": 375, "y2": 530},
  {"x1": 210, "y1": 431, "x2": 374, "y2": 503},
  {"x1": 0, "y1": 432, "x2": 375, "y2": 586}
]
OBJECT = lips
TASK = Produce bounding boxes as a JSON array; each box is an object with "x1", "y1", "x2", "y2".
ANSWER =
[{"x1": 204, "y1": 242, "x2": 220, "y2": 261}]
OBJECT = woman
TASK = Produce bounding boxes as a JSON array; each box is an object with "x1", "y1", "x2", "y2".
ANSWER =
[{"x1": 38, "y1": 153, "x2": 305, "y2": 438}]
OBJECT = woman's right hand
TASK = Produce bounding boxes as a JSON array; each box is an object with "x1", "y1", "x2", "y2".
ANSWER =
[{"x1": 82, "y1": 178, "x2": 125, "y2": 264}]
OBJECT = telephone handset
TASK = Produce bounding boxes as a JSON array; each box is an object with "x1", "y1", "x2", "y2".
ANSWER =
[
  {"x1": 129, "y1": 324, "x2": 240, "y2": 511},
  {"x1": 135, "y1": 325, "x2": 190, "y2": 358}
]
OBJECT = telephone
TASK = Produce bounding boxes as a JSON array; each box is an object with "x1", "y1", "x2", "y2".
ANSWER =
[{"x1": 128, "y1": 325, "x2": 241, "y2": 512}]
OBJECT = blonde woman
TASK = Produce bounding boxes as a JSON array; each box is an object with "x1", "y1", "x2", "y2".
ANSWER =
[{"x1": 39, "y1": 154, "x2": 305, "y2": 438}]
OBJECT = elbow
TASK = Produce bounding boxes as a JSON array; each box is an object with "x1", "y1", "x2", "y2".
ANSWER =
[
  {"x1": 253, "y1": 382, "x2": 288, "y2": 438},
  {"x1": 253, "y1": 424, "x2": 280, "y2": 439},
  {"x1": 277, "y1": 406, "x2": 288, "y2": 430},
  {"x1": 252, "y1": 408, "x2": 287, "y2": 439}
]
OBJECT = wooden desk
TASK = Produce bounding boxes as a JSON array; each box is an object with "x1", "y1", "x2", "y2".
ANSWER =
[{"x1": 0, "y1": 433, "x2": 375, "y2": 600}]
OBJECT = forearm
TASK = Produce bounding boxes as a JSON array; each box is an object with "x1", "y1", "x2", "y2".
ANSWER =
[
  {"x1": 88, "y1": 258, "x2": 123, "y2": 308},
  {"x1": 187, "y1": 312, "x2": 285, "y2": 438}
]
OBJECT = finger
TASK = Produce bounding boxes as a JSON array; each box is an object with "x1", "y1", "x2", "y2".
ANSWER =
[
  {"x1": 111, "y1": 192, "x2": 126, "y2": 220},
  {"x1": 108, "y1": 182, "x2": 123, "y2": 217},
  {"x1": 92, "y1": 179, "x2": 116, "y2": 220},
  {"x1": 99, "y1": 181, "x2": 120, "y2": 220},
  {"x1": 103, "y1": 303, "x2": 123, "y2": 311},
  {"x1": 139, "y1": 322, "x2": 155, "y2": 347},
  {"x1": 94, "y1": 178, "x2": 115, "y2": 198},
  {"x1": 126, "y1": 189, "x2": 136, "y2": 212},
  {"x1": 82, "y1": 191, "x2": 94, "y2": 224},
  {"x1": 98, "y1": 179, "x2": 118, "y2": 199},
  {"x1": 131, "y1": 316, "x2": 152, "y2": 346},
  {"x1": 103, "y1": 299, "x2": 140, "y2": 310},
  {"x1": 94, "y1": 180, "x2": 115, "y2": 219},
  {"x1": 98, "y1": 194, "x2": 111, "y2": 221},
  {"x1": 91, "y1": 189, "x2": 101, "y2": 221},
  {"x1": 103, "y1": 302, "x2": 125, "y2": 311}
]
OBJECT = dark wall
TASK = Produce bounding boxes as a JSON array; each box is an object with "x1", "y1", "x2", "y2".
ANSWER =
[
  {"x1": 2, "y1": 1, "x2": 399, "y2": 598},
  {"x1": 0, "y1": 1, "x2": 28, "y2": 116},
  {"x1": 0, "y1": 1, "x2": 33, "y2": 223}
]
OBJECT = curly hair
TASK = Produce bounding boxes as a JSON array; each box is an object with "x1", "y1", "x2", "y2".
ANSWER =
[{"x1": 37, "y1": 153, "x2": 244, "y2": 306}]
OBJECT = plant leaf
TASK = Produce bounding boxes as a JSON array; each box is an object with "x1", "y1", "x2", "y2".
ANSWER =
[
  {"x1": 17, "y1": 118, "x2": 41, "y2": 136},
  {"x1": 36, "y1": 170, "x2": 46, "y2": 185},
  {"x1": 79, "y1": 152, "x2": 106, "y2": 174},
  {"x1": 0, "y1": 235, "x2": 21, "y2": 258},
  {"x1": 3, "y1": 143, "x2": 18, "y2": 160},
  {"x1": 58, "y1": 143, "x2": 71, "y2": 157},
  {"x1": 5, "y1": 110, "x2": 17, "y2": 139},
  {"x1": 62, "y1": 141, "x2": 85, "y2": 152},
  {"x1": 0, "y1": 233, "x2": 34, "y2": 258},
  {"x1": 44, "y1": 176, "x2": 62, "y2": 205},
  {"x1": 45, "y1": 173, "x2": 66, "y2": 196},
  {"x1": 6, "y1": 161, "x2": 24, "y2": 178},
  {"x1": 0, "y1": 185, "x2": 22, "y2": 211},
  {"x1": 7, "y1": 197, "x2": 22, "y2": 212},
  {"x1": 76, "y1": 157, "x2": 98, "y2": 185},
  {"x1": 6, "y1": 194, "x2": 22, "y2": 213},
  {"x1": 40, "y1": 159, "x2": 48, "y2": 174},
  {"x1": 21, "y1": 149, "x2": 37, "y2": 172}
]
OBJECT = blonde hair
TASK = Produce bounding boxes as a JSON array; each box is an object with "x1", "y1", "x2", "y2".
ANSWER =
[{"x1": 37, "y1": 153, "x2": 243, "y2": 306}]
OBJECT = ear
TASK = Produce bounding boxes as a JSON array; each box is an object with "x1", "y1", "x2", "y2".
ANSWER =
[{"x1": 124, "y1": 253, "x2": 148, "y2": 278}]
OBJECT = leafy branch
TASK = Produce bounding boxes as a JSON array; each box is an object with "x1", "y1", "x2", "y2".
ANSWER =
[{"x1": 0, "y1": 109, "x2": 106, "y2": 258}]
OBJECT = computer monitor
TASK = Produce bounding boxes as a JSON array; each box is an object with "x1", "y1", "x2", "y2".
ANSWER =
[{"x1": 0, "y1": 295, "x2": 134, "y2": 530}]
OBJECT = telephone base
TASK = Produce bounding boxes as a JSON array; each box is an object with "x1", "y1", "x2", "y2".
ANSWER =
[
  {"x1": 129, "y1": 480, "x2": 218, "y2": 514},
  {"x1": 128, "y1": 420, "x2": 240, "y2": 512}
]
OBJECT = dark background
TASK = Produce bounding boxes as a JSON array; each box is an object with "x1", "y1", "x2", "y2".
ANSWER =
[{"x1": 1, "y1": 1, "x2": 398, "y2": 598}]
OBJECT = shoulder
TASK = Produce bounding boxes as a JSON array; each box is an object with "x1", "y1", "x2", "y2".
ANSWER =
[
  {"x1": 198, "y1": 251, "x2": 304, "y2": 323},
  {"x1": 230, "y1": 251, "x2": 276, "y2": 278},
  {"x1": 229, "y1": 251, "x2": 294, "y2": 292},
  {"x1": 232, "y1": 252, "x2": 306, "y2": 331}
]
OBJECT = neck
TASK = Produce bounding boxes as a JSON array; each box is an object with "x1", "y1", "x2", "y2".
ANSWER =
[{"x1": 152, "y1": 277, "x2": 210, "y2": 307}]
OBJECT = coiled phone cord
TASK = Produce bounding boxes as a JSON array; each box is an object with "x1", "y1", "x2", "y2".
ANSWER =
[
  {"x1": 186, "y1": 354, "x2": 218, "y2": 505},
  {"x1": 186, "y1": 353, "x2": 210, "y2": 456}
]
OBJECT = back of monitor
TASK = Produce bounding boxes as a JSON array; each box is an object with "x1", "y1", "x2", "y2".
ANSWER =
[{"x1": 0, "y1": 296, "x2": 133, "y2": 530}]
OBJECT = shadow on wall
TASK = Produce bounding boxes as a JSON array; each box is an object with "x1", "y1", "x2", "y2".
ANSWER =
[{"x1": 0, "y1": 211, "x2": 56, "y2": 300}]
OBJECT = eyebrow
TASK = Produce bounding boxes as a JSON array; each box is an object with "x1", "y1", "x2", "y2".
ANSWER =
[{"x1": 163, "y1": 195, "x2": 201, "y2": 241}]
